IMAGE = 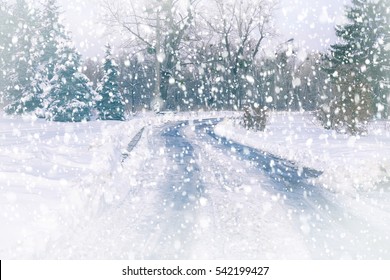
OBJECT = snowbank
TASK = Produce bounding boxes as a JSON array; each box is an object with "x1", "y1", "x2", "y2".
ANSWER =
[
  {"x1": 215, "y1": 112, "x2": 390, "y2": 194},
  {"x1": 0, "y1": 114, "x2": 144, "y2": 258}
]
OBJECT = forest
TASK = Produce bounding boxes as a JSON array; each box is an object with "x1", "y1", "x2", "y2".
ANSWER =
[{"x1": 0, "y1": 0, "x2": 389, "y2": 134}]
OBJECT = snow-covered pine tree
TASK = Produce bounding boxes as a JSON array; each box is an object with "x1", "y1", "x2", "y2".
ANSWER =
[
  {"x1": 320, "y1": 64, "x2": 373, "y2": 134},
  {"x1": 35, "y1": 0, "x2": 70, "y2": 116},
  {"x1": 0, "y1": 1, "x2": 14, "y2": 104},
  {"x1": 371, "y1": 0, "x2": 390, "y2": 118},
  {"x1": 96, "y1": 44, "x2": 125, "y2": 120},
  {"x1": 38, "y1": 0, "x2": 68, "y2": 82},
  {"x1": 46, "y1": 43, "x2": 93, "y2": 122},
  {"x1": 322, "y1": 0, "x2": 390, "y2": 128},
  {"x1": 3, "y1": 0, "x2": 43, "y2": 114}
]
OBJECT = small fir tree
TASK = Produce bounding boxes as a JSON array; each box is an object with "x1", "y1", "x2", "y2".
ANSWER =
[
  {"x1": 46, "y1": 43, "x2": 93, "y2": 122},
  {"x1": 96, "y1": 44, "x2": 125, "y2": 120}
]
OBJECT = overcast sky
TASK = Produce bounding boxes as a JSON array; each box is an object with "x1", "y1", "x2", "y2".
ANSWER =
[
  {"x1": 275, "y1": 0, "x2": 349, "y2": 53},
  {"x1": 57, "y1": 0, "x2": 350, "y2": 58}
]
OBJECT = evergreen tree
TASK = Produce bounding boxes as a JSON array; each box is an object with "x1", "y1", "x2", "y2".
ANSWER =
[
  {"x1": 323, "y1": 0, "x2": 390, "y2": 122},
  {"x1": 38, "y1": 0, "x2": 68, "y2": 82},
  {"x1": 96, "y1": 45, "x2": 125, "y2": 120},
  {"x1": 35, "y1": 0, "x2": 70, "y2": 116},
  {"x1": 319, "y1": 64, "x2": 373, "y2": 134},
  {"x1": 46, "y1": 43, "x2": 93, "y2": 122},
  {"x1": 0, "y1": 1, "x2": 14, "y2": 103},
  {"x1": 3, "y1": 0, "x2": 43, "y2": 114}
]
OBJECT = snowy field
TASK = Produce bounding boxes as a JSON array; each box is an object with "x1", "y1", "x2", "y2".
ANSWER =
[
  {"x1": 215, "y1": 112, "x2": 390, "y2": 194},
  {"x1": 0, "y1": 114, "x2": 141, "y2": 258},
  {"x1": 0, "y1": 111, "x2": 236, "y2": 259},
  {"x1": 1, "y1": 111, "x2": 390, "y2": 259}
]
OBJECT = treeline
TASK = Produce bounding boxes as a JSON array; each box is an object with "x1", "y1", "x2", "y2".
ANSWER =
[
  {"x1": 0, "y1": 0, "x2": 124, "y2": 121},
  {"x1": 83, "y1": 0, "x2": 327, "y2": 113},
  {"x1": 0, "y1": 0, "x2": 327, "y2": 120},
  {"x1": 82, "y1": 46, "x2": 326, "y2": 113},
  {"x1": 1, "y1": 0, "x2": 389, "y2": 133}
]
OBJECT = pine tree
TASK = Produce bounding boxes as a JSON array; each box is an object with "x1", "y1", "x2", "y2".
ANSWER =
[
  {"x1": 38, "y1": 0, "x2": 68, "y2": 82},
  {"x1": 323, "y1": 0, "x2": 390, "y2": 123},
  {"x1": 96, "y1": 44, "x2": 125, "y2": 120},
  {"x1": 370, "y1": 0, "x2": 390, "y2": 117},
  {"x1": 35, "y1": 0, "x2": 70, "y2": 116},
  {"x1": 4, "y1": 0, "x2": 42, "y2": 114},
  {"x1": 0, "y1": 1, "x2": 14, "y2": 103},
  {"x1": 3, "y1": 0, "x2": 43, "y2": 114},
  {"x1": 319, "y1": 64, "x2": 373, "y2": 134},
  {"x1": 46, "y1": 43, "x2": 93, "y2": 122}
]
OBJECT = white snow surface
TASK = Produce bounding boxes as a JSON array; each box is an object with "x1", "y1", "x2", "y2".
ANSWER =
[
  {"x1": 0, "y1": 113, "x2": 141, "y2": 258},
  {"x1": 0, "y1": 111, "x2": 239, "y2": 259},
  {"x1": 215, "y1": 112, "x2": 390, "y2": 194},
  {"x1": 1, "y1": 111, "x2": 390, "y2": 260}
]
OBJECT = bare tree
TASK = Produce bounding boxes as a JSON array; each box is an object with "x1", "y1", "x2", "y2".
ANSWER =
[
  {"x1": 293, "y1": 52, "x2": 327, "y2": 111},
  {"x1": 83, "y1": 58, "x2": 104, "y2": 87},
  {"x1": 101, "y1": 0, "x2": 198, "y2": 110},
  {"x1": 117, "y1": 53, "x2": 155, "y2": 113},
  {"x1": 202, "y1": 0, "x2": 277, "y2": 109}
]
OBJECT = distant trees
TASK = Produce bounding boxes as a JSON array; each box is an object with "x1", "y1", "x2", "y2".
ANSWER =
[
  {"x1": 1, "y1": 0, "x2": 284, "y2": 115},
  {"x1": 293, "y1": 53, "x2": 327, "y2": 111},
  {"x1": 2, "y1": 0, "x2": 387, "y2": 128},
  {"x1": 96, "y1": 45, "x2": 125, "y2": 120},
  {"x1": 1, "y1": 0, "x2": 311, "y2": 115},
  {"x1": 101, "y1": 0, "x2": 280, "y2": 111},
  {"x1": 257, "y1": 44, "x2": 296, "y2": 111},
  {"x1": 116, "y1": 54, "x2": 154, "y2": 114},
  {"x1": 319, "y1": 0, "x2": 390, "y2": 134},
  {"x1": 101, "y1": 0, "x2": 198, "y2": 109},
  {"x1": 83, "y1": 58, "x2": 103, "y2": 88},
  {"x1": 202, "y1": 0, "x2": 276, "y2": 110}
]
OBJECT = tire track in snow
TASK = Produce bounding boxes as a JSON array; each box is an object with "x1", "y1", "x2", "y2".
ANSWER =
[{"x1": 141, "y1": 123, "x2": 208, "y2": 259}]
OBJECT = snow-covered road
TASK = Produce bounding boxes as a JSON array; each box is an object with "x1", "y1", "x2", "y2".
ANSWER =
[{"x1": 45, "y1": 119, "x2": 390, "y2": 259}]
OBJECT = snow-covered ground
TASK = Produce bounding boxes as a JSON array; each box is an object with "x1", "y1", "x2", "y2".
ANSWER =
[
  {"x1": 0, "y1": 111, "x2": 236, "y2": 259},
  {"x1": 215, "y1": 112, "x2": 390, "y2": 194},
  {"x1": 0, "y1": 114, "x2": 142, "y2": 258},
  {"x1": 1, "y1": 110, "x2": 390, "y2": 260}
]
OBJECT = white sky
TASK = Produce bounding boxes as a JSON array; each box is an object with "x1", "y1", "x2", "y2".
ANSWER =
[
  {"x1": 274, "y1": 0, "x2": 349, "y2": 52},
  {"x1": 57, "y1": 0, "x2": 350, "y2": 58}
]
